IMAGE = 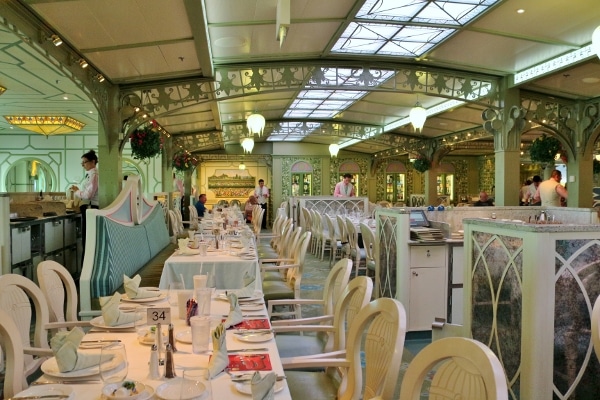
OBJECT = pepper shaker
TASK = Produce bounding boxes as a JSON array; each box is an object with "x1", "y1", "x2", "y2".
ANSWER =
[
  {"x1": 168, "y1": 323, "x2": 177, "y2": 352},
  {"x1": 148, "y1": 344, "x2": 160, "y2": 379},
  {"x1": 164, "y1": 343, "x2": 176, "y2": 379}
]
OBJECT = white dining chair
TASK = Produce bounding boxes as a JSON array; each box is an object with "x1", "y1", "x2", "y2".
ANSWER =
[
  {"x1": 591, "y1": 294, "x2": 600, "y2": 363},
  {"x1": 0, "y1": 309, "x2": 26, "y2": 398}
]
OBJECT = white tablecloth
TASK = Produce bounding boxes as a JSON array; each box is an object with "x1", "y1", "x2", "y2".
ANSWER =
[
  {"x1": 159, "y1": 250, "x2": 262, "y2": 292},
  {"x1": 33, "y1": 292, "x2": 290, "y2": 399}
]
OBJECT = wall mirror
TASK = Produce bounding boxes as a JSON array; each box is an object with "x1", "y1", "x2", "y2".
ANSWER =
[{"x1": 5, "y1": 158, "x2": 56, "y2": 192}]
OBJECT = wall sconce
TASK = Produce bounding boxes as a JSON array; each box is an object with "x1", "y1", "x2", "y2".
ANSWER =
[
  {"x1": 79, "y1": 58, "x2": 88, "y2": 68},
  {"x1": 96, "y1": 74, "x2": 105, "y2": 83},
  {"x1": 239, "y1": 161, "x2": 246, "y2": 170},
  {"x1": 0, "y1": 85, "x2": 6, "y2": 96},
  {"x1": 49, "y1": 34, "x2": 63, "y2": 46},
  {"x1": 595, "y1": 154, "x2": 600, "y2": 161},
  {"x1": 241, "y1": 137, "x2": 255, "y2": 154},
  {"x1": 276, "y1": 0, "x2": 290, "y2": 48},
  {"x1": 247, "y1": 113, "x2": 265, "y2": 136},
  {"x1": 329, "y1": 143, "x2": 340, "y2": 158},
  {"x1": 409, "y1": 102, "x2": 427, "y2": 132}
]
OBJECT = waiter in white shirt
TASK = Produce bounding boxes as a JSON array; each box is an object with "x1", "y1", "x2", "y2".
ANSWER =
[{"x1": 254, "y1": 179, "x2": 269, "y2": 229}]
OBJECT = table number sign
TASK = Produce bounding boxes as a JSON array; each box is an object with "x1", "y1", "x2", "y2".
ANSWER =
[{"x1": 147, "y1": 307, "x2": 171, "y2": 325}]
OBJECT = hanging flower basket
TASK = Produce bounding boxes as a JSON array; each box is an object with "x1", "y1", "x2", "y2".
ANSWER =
[
  {"x1": 130, "y1": 122, "x2": 163, "y2": 161},
  {"x1": 413, "y1": 156, "x2": 431, "y2": 173},
  {"x1": 529, "y1": 134, "x2": 561, "y2": 165},
  {"x1": 172, "y1": 150, "x2": 196, "y2": 172}
]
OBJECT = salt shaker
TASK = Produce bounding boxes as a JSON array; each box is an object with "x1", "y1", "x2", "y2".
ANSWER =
[
  {"x1": 164, "y1": 343, "x2": 176, "y2": 379},
  {"x1": 148, "y1": 344, "x2": 160, "y2": 379},
  {"x1": 168, "y1": 323, "x2": 177, "y2": 352}
]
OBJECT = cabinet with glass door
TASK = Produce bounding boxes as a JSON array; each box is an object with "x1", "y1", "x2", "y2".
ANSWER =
[
  {"x1": 436, "y1": 173, "x2": 454, "y2": 201},
  {"x1": 291, "y1": 173, "x2": 312, "y2": 196},
  {"x1": 385, "y1": 173, "x2": 406, "y2": 203}
]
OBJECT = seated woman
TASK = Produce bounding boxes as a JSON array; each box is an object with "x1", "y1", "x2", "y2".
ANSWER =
[{"x1": 244, "y1": 195, "x2": 258, "y2": 223}]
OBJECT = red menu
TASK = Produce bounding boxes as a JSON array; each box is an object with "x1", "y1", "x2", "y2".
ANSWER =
[
  {"x1": 224, "y1": 318, "x2": 270, "y2": 330},
  {"x1": 228, "y1": 354, "x2": 272, "y2": 371}
]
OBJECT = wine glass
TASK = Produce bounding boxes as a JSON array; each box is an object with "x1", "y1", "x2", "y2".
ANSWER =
[{"x1": 100, "y1": 342, "x2": 128, "y2": 384}]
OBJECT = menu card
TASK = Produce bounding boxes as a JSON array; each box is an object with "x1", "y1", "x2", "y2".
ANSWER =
[
  {"x1": 227, "y1": 354, "x2": 272, "y2": 371},
  {"x1": 224, "y1": 318, "x2": 270, "y2": 330}
]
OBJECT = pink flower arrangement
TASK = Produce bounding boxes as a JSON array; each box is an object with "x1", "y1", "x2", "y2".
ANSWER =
[
  {"x1": 130, "y1": 120, "x2": 163, "y2": 161},
  {"x1": 172, "y1": 150, "x2": 196, "y2": 172}
]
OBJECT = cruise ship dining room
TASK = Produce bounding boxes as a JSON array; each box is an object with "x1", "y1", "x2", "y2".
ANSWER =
[{"x1": 2, "y1": 0, "x2": 600, "y2": 399}]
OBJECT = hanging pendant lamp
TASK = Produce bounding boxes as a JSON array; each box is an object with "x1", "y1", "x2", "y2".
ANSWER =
[{"x1": 409, "y1": 102, "x2": 427, "y2": 132}]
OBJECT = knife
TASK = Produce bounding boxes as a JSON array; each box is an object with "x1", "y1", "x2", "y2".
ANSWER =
[
  {"x1": 230, "y1": 375, "x2": 286, "y2": 382},
  {"x1": 227, "y1": 348, "x2": 269, "y2": 353},
  {"x1": 30, "y1": 380, "x2": 101, "y2": 385},
  {"x1": 9, "y1": 395, "x2": 70, "y2": 400}
]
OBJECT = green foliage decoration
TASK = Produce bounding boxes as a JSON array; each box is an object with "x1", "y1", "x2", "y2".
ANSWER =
[
  {"x1": 529, "y1": 134, "x2": 561, "y2": 164},
  {"x1": 413, "y1": 157, "x2": 431, "y2": 173},
  {"x1": 130, "y1": 122, "x2": 163, "y2": 161}
]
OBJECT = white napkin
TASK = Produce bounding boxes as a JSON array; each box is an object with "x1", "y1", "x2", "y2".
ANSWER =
[
  {"x1": 223, "y1": 293, "x2": 243, "y2": 329},
  {"x1": 208, "y1": 323, "x2": 228, "y2": 379},
  {"x1": 251, "y1": 371, "x2": 277, "y2": 400},
  {"x1": 100, "y1": 292, "x2": 138, "y2": 326},
  {"x1": 123, "y1": 274, "x2": 158, "y2": 299},
  {"x1": 178, "y1": 238, "x2": 198, "y2": 255},
  {"x1": 50, "y1": 327, "x2": 104, "y2": 372}
]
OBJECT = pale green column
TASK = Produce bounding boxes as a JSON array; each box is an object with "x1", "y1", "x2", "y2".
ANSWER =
[
  {"x1": 96, "y1": 85, "x2": 122, "y2": 208},
  {"x1": 494, "y1": 150, "x2": 521, "y2": 206},
  {"x1": 567, "y1": 146, "x2": 594, "y2": 207}
]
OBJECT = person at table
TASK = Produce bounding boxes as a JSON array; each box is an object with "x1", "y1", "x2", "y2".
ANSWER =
[
  {"x1": 520, "y1": 179, "x2": 532, "y2": 206},
  {"x1": 70, "y1": 149, "x2": 99, "y2": 265},
  {"x1": 334, "y1": 173, "x2": 355, "y2": 197},
  {"x1": 254, "y1": 179, "x2": 269, "y2": 229},
  {"x1": 525, "y1": 175, "x2": 542, "y2": 205},
  {"x1": 473, "y1": 191, "x2": 494, "y2": 206},
  {"x1": 194, "y1": 193, "x2": 208, "y2": 218},
  {"x1": 244, "y1": 195, "x2": 258, "y2": 223},
  {"x1": 533, "y1": 169, "x2": 568, "y2": 207}
]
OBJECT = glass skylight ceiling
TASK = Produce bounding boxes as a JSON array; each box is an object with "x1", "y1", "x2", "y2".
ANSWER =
[
  {"x1": 269, "y1": 68, "x2": 394, "y2": 141},
  {"x1": 333, "y1": 0, "x2": 501, "y2": 57}
]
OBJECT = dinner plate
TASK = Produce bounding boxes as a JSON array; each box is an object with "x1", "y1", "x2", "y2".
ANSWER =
[
  {"x1": 175, "y1": 329, "x2": 193, "y2": 344},
  {"x1": 238, "y1": 296, "x2": 263, "y2": 303},
  {"x1": 90, "y1": 316, "x2": 135, "y2": 329},
  {"x1": 138, "y1": 329, "x2": 168, "y2": 345},
  {"x1": 41, "y1": 352, "x2": 123, "y2": 378},
  {"x1": 177, "y1": 249, "x2": 200, "y2": 256},
  {"x1": 121, "y1": 292, "x2": 167, "y2": 303},
  {"x1": 156, "y1": 378, "x2": 206, "y2": 400},
  {"x1": 234, "y1": 332, "x2": 274, "y2": 343},
  {"x1": 103, "y1": 385, "x2": 155, "y2": 400},
  {"x1": 234, "y1": 379, "x2": 284, "y2": 395},
  {"x1": 15, "y1": 383, "x2": 74, "y2": 399}
]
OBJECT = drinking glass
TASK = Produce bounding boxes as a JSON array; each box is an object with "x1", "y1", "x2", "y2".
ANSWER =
[
  {"x1": 168, "y1": 282, "x2": 185, "y2": 306},
  {"x1": 100, "y1": 343, "x2": 128, "y2": 383},
  {"x1": 134, "y1": 306, "x2": 148, "y2": 337},
  {"x1": 189, "y1": 316, "x2": 211, "y2": 354}
]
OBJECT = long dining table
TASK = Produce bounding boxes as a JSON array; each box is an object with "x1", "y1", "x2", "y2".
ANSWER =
[
  {"x1": 31, "y1": 291, "x2": 291, "y2": 399},
  {"x1": 159, "y1": 238, "x2": 262, "y2": 292}
]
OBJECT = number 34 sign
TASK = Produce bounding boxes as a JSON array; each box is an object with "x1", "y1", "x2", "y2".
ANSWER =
[{"x1": 147, "y1": 307, "x2": 171, "y2": 325}]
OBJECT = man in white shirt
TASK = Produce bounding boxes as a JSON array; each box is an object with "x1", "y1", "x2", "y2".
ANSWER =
[
  {"x1": 526, "y1": 175, "x2": 542, "y2": 205},
  {"x1": 534, "y1": 169, "x2": 568, "y2": 207},
  {"x1": 253, "y1": 179, "x2": 269, "y2": 229}
]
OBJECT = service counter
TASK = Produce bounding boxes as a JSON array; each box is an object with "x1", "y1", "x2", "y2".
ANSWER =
[{"x1": 462, "y1": 217, "x2": 600, "y2": 399}]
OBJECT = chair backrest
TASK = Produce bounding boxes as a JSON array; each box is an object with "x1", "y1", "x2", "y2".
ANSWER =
[
  {"x1": 168, "y1": 209, "x2": 181, "y2": 238},
  {"x1": 325, "y1": 216, "x2": 338, "y2": 242},
  {"x1": 341, "y1": 297, "x2": 406, "y2": 400},
  {"x1": 398, "y1": 337, "x2": 508, "y2": 400},
  {"x1": 359, "y1": 222, "x2": 376, "y2": 263},
  {"x1": 301, "y1": 207, "x2": 312, "y2": 232},
  {"x1": 173, "y1": 207, "x2": 185, "y2": 231},
  {"x1": 188, "y1": 205, "x2": 199, "y2": 229},
  {"x1": 345, "y1": 217, "x2": 359, "y2": 251},
  {"x1": 322, "y1": 258, "x2": 353, "y2": 316},
  {"x1": 37, "y1": 260, "x2": 79, "y2": 323},
  {"x1": 591, "y1": 294, "x2": 600, "y2": 363},
  {"x1": 336, "y1": 215, "x2": 349, "y2": 244},
  {"x1": 230, "y1": 199, "x2": 241, "y2": 208},
  {"x1": 0, "y1": 309, "x2": 26, "y2": 398},
  {"x1": 330, "y1": 275, "x2": 373, "y2": 353},
  {"x1": 0, "y1": 274, "x2": 52, "y2": 379},
  {"x1": 286, "y1": 231, "x2": 312, "y2": 289}
]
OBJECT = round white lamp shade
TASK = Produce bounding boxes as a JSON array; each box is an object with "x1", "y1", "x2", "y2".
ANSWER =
[
  {"x1": 409, "y1": 103, "x2": 427, "y2": 132},
  {"x1": 329, "y1": 143, "x2": 340, "y2": 157},
  {"x1": 241, "y1": 137, "x2": 255, "y2": 154},
  {"x1": 247, "y1": 113, "x2": 265, "y2": 136}
]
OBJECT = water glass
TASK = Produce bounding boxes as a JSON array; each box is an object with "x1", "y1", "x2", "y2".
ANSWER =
[
  {"x1": 168, "y1": 282, "x2": 184, "y2": 306},
  {"x1": 100, "y1": 343, "x2": 128, "y2": 383},
  {"x1": 195, "y1": 288, "x2": 212, "y2": 316},
  {"x1": 177, "y1": 290, "x2": 193, "y2": 319},
  {"x1": 189, "y1": 316, "x2": 211, "y2": 354},
  {"x1": 193, "y1": 275, "x2": 207, "y2": 290}
]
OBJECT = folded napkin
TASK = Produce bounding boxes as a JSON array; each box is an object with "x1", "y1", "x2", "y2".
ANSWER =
[
  {"x1": 223, "y1": 293, "x2": 243, "y2": 329},
  {"x1": 50, "y1": 327, "x2": 103, "y2": 372},
  {"x1": 208, "y1": 323, "x2": 228, "y2": 378},
  {"x1": 178, "y1": 238, "x2": 190, "y2": 251},
  {"x1": 123, "y1": 274, "x2": 158, "y2": 299},
  {"x1": 234, "y1": 282, "x2": 257, "y2": 299},
  {"x1": 100, "y1": 292, "x2": 139, "y2": 326},
  {"x1": 251, "y1": 371, "x2": 277, "y2": 400}
]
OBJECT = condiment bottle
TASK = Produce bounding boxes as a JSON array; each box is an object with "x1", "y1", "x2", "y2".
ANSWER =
[
  {"x1": 164, "y1": 343, "x2": 176, "y2": 379},
  {"x1": 148, "y1": 344, "x2": 160, "y2": 379},
  {"x1": 168, "y1": 323, "x2": 177, "y2": 352}
]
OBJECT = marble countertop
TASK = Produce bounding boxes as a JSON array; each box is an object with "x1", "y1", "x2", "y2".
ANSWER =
[{"x1": 463, "y1": 217, "x2": 600, "y2": 233}]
